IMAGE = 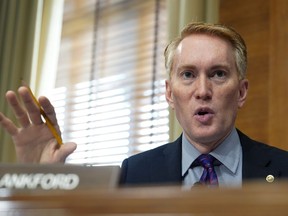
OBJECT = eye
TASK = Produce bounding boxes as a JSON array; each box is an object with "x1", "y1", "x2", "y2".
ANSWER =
[
  {"x1": 212, "y1": 70, "x2": 226, "y2": 79},
  {"x1": 182, "y1": 71, "x2": 195, "y2": 79},
  {"x1": 215, "y1": 70, "x2": 225, "y2": 77}
]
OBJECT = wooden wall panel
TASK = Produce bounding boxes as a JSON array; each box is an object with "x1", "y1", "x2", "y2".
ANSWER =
[
  {"x1": 219, "y1": 0, "x2": 288, "y2": 150},
  {"x1": 269, "y1": 0, "x2": 288, "y2": 150}
]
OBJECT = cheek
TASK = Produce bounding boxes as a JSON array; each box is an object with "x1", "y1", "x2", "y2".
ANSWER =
[
  {"x1": 217, "y1": 88, "x2": 240, "y2": 111},
  {"x1": 171, "y1": 86, "x2": 191, "y2": 107}
]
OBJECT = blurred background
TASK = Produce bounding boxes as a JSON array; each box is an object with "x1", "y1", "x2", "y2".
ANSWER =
[{"x1": 0, "y1": 0, "x2": 287, "y2": 165}]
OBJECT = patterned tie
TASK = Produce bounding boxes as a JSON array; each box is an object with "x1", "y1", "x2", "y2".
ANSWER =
[{"x1": 196, "y1": 154, "x2": 219, "y2": 186}]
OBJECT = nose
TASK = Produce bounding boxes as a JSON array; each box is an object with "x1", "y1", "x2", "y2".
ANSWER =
[{"x1": 194, "y1": 75, "x2": 212, "y2": 100}]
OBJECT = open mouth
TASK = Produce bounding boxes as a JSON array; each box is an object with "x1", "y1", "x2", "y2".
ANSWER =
[
  {"x1": 194, "y1": 107, "x2": 214, "y2": 123},
  {"x1": 198, "y1": 110, "x2": 209, "y2": 115},
  {"x1": 195, "y1": 108, "x2": 214, "y2": 116}
]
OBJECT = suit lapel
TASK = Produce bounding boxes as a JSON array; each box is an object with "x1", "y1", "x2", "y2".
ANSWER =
[
  {"x1": 239, "y1": 130, "x2": 282, "y2": 182},
  {"x1": 162, "y1": 131, "x2": 273, "y2": 183},
  {"x1": 160, "y1": 135, "x2": 182, "y2": 183},
  {"x1": 156, "y1": 131, "x2": 283, "y2": 184}
]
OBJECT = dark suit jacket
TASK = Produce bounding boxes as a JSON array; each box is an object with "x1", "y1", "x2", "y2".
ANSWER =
[{"x1": 119, "y1": 130, "x2": 288, "y2": 186}]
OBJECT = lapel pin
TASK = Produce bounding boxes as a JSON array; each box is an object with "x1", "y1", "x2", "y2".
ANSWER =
[{"x1": 266, "y1": 175, "x2": 274, "y2": 183}]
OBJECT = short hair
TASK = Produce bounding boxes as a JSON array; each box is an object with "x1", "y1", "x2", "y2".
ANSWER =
[{"x1": 164, "y1": 22, "x2": 247, "y2": 79}]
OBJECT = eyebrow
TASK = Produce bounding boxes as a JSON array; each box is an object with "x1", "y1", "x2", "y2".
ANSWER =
[
  {"x1": 210, "y1": 64, "x2": 232, "y2": 71},
  {"x1": 176, "y1": 63, "x2": 232, "y2": 72}
]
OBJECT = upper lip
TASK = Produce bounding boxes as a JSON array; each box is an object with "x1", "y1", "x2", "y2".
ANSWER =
[{"x1": 194, "y1": 107, "x2": 214, "y2": 115}]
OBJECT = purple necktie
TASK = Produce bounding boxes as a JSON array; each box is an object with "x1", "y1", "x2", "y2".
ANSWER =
[{"x1": 196, "y1": 154, "x2": 219, "y2": 186}]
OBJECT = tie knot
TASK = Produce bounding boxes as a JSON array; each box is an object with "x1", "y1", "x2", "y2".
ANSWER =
[
  {"x1": 194, "y1": 154, "x2": 219, "y2": 186},
  {"x1": 196, "y1": 154, "x2": 216, "y2": 169}
]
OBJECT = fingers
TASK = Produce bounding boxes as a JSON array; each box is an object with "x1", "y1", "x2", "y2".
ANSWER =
[
  {"x1": 5, "y1": 90, "x2": 31, "y2": 127},
  {"x1": 0, "y1": 112, "x2": 18, "y2": 135},
  {"x1": 18, "y1": 87, "x2": 43, "y2": 125},
  {"x1": 39, "y1": 96, "x2": 61, "y2": 134},
  {"x1": 5, "y1": 87, "x2": 46, "y2": 128},
  {"x1": 5, "y1": 86, "x2": 62, "y2": 137}
]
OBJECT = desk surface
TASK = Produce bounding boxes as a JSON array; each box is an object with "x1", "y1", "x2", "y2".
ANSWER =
[{"x1": 1, "y1": 182, "x2": 288, "y2": 215}]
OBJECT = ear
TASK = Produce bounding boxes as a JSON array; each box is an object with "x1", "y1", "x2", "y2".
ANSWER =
[
  {"x1": 165, "y1": 80, "x2": 175, "y2": 109},
  {"x1": 238, "y1": 79, "x2": 249, "y2": 108}
]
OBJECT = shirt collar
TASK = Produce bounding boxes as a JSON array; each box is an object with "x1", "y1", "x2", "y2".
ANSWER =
[{"x1": 182, "y1": 128, "x2": 242, "y2": 176}]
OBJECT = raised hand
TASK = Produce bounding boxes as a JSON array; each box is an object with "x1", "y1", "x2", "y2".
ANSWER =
[{"x1": 0, "y1": 86, "x2": 77, "y2": 163}]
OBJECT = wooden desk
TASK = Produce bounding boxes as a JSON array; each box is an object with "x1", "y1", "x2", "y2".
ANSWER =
[{"x1": 1, "y1": 182, "x2": 288, "y2": 215}]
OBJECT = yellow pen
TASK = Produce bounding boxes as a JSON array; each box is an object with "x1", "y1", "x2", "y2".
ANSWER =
[{"x1": 22, "y1": 81, "x2": 63, "y2": 146}]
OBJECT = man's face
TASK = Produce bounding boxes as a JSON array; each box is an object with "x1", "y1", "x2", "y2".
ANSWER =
[{"x1": 165, "y1": 34, "x2": 248, "y2": 152}]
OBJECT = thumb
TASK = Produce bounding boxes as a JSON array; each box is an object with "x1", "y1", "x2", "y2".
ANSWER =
[{"x1": 56, "y1": 142, "x2": 77, "y2": 163}]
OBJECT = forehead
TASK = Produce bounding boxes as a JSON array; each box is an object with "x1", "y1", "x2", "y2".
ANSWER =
[{"x1": 175, "y1": 34, "x2": 235, "y2": 67}]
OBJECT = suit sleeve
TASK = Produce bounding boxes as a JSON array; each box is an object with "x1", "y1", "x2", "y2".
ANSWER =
[{"x1": 118, "y1": 159, "x2": 128, "y2": 185}]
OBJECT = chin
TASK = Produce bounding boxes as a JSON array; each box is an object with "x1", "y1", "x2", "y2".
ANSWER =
[{"x1": 191, "y1": 127, "x2": 225, "y2": 144}]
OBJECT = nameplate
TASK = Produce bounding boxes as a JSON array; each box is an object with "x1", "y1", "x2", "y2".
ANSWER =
[{"x1": 0, "y1": 164, "x2": 120, "y2": 190}]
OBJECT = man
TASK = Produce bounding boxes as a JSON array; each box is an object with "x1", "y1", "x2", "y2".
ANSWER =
[{"x1": 1, "y1": 22, "x2": 288, "y2": 187}]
